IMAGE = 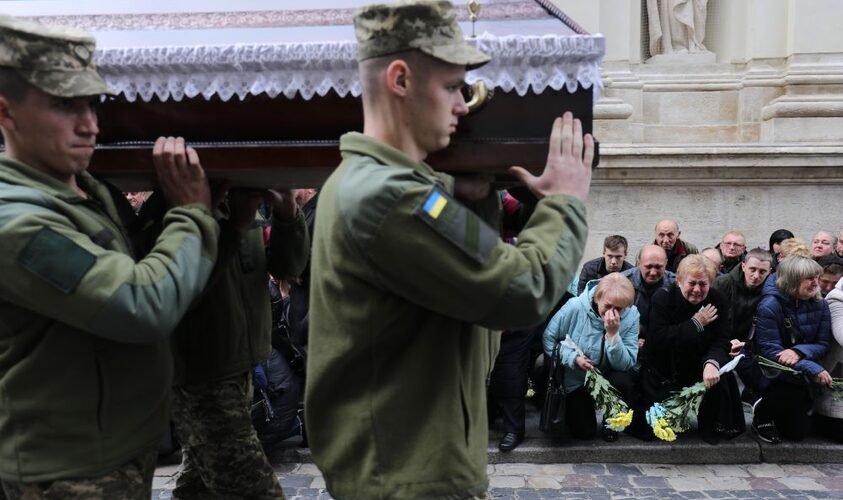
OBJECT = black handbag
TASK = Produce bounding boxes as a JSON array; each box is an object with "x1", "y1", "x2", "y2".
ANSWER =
[{"x1": 539, "y1": 342, "x2": 567, "y2": 437}]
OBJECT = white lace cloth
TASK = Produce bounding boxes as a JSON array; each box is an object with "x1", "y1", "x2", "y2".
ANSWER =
[{"x1": 97, "y1": 33, "x2": 605, "y2": 102}]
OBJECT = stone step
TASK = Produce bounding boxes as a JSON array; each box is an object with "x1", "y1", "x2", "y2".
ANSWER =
[{"x1": 266, "y1": 405, "x2": 843, "y2": 466}]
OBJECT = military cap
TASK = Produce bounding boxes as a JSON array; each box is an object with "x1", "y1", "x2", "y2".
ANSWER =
[
  {"x1": 354, "y1": 0, "x2": 490, "y2": 70},
  {"x1": 0, "y1": 15, "x2": 113, "y2": 98}
]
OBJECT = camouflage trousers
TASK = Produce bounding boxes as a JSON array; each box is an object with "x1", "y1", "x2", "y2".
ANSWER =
[
  {"x1": 172, "y1": 372, "x2": 286, "y2": 500},
  {"x1": 0, "y1": 449, "x2": 156, "y2": 499}
]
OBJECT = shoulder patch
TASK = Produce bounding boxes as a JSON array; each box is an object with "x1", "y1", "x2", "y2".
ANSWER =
[
  {"x1": 414, "y1": 187, "x2": 497, "y2": 265},
  {"x1": 18, "y1": 226, "x2": 96, "y2": 294}
]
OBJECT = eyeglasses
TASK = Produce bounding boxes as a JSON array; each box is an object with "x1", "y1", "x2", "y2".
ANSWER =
[{"x1": 722, "y1": 242, "x2": 745, "y2": 248}]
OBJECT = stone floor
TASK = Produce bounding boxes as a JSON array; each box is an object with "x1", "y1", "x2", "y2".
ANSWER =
[{"x1": 152, "y1": 462, "x2": 843, "y2": 499}]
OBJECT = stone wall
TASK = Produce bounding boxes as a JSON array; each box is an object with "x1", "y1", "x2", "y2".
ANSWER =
[{"x1": 557, "y1": 0, "x2": 843, "y2": 267}]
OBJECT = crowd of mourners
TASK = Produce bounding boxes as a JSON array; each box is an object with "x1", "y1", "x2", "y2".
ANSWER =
[
  {"x1": 487, "y1": 191, "x2": 843, "y2": 451},
  {"x1": 133, "y1": 183, "x2": 843, "y2": 459}
]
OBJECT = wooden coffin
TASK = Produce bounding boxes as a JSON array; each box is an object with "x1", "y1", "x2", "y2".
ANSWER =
[{"x1": 8, "y1": 0, "x2": 605, "y2": 190}]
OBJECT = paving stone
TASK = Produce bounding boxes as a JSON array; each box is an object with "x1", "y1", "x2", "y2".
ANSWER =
[
  {"x1": 639, "y1": 464, "x2": 683, "y2": 477},
  {"x1": 748, "y1": 477, "x2": 786, "y2": 490},
  {"x1": 677, "y1": 464, "x2": 714, "y2": 477},
  {"x1": 607, "y1": 464, "x2": 641, "y2": 476},
  {"x1": 496, "y1": 463, "x2": 542, "y2": 476},
  {"x1": 310, "y1": 476, "x2": 326, "y2": 489},
  {"x1": 704, "y1": 491, "x2": 734, "y2": 498},
  {"x1": 573, "y1": 463, "x2": 607, "y2": 475},
  {"x1": 525, "y1": 476, "x2": 561, "y2": 489},
  {"x1": 632, "y1": 476, "x2": 669, "y2": 488},
  {"x1": 282, "y1": 475, "x2": 314, "y2": 488},
  {"x1": 559, "y1": 473, "x2": 598, "y2": 488},
  {"x1": 489, "y1": 475, "x2": 526, "y2": 488},
  {"x1": 667, "y1": 477, "x2": 712, "y2": 491},
  {"x1": 680, "y1": 492, "x2": 707, "y2": 499},
  {"x1": 294, "y1": 463, "x2": 322, "y2": 475},
  {"x1": 777, "y1": 477, "x2": 826, "y2": 491},
  {"x1": 750, "y1": 489, "x2": 784, "y2": 498},
  {"x1": 745, "y1": 463, "x2": 785, "y2": 478},
  {"x1": 780, "y1": 464, "x2": 825, "y2": 478},
  {"x1": 709, "y1": 464, "x2": 751, "y2": 477},
  {"x1": 596, "y1": 475, "x2": 632, "y2": 488},
  {"x1": 535, "y1": 463, "x2": 574, "y2": 476},
  {"x1": 818, "y1": 477, "x2": 843, "y2": 489}
]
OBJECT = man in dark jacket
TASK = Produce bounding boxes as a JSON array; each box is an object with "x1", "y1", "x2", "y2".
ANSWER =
[
  {"x1": 622, "y1": 244, "x2": 676, "y2": 347},
  {"x1": 713, "y1": 248, "x2": 772, "y2": 342},
  {"x1": 654, "y1": 219, "x2": 698, "y2": 272},
  {"x1": 577, "y1": 234, "x2": 634, "y2": 294}
]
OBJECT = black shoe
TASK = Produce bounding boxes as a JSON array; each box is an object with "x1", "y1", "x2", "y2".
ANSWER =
[
  {"x1": 752, "y1": 420, "x2": 781, "y2": 444},
  {"x1": 498, "y1": 432, "x2": 524, "y2": 452},
  {"x1": 601, "y1": 428, "x2": 619, "y2": 442}
]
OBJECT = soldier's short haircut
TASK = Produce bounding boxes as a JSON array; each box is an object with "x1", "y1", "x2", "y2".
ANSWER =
[
  {"x1": 360, "y1": 50, "x2": 437, "y2": 102},
  {"x1": 0, "y1": 68, "x2": 31, "y2": 103},
  {"x1": 603, "y1": 235, "x2": 628, "y2": 253}
]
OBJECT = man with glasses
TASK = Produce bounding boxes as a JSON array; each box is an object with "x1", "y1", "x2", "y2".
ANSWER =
[{"x1": 718, "y1": 230, "x2": 747, "y2": 274}]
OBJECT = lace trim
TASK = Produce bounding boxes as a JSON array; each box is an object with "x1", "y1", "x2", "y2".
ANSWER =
[{"x1": 96, "y1": 34, "x2": 605, "y2": 102}]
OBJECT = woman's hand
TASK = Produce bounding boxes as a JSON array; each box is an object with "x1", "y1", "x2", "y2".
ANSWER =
[
  {"x1": 729, "y1": 339, "x2": 745, "y2": 357},
  {"x1": 575, "y1": 355, "x2": 594, "y2": 371},
  {"x1": 603, "y1": 309, "x2": 620, "y2": 338},
  {"x1": 777, "y1": 348, "x2": 801, "y2": 367},
  {"x1": 703, "y1": 363, "x2": 720, "y2": 389},
  {"x1": 815, "y1": 370, "x2": 833, "y2": 387},
  {"x1": 693, "y1": 304, "x2": 718, "y2": 327}
]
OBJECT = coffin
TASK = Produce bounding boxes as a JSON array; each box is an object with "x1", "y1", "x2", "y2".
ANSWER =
[{"x1": 6, "y1": 0, "x2": 605, "y2": 189}]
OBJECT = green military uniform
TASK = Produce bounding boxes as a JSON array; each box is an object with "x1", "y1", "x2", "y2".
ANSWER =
[
  {"x1": 306, "y1": 132, "x2": 587, "y2": 498},
  {"x1": 0, "y1": 16, "x2": 219, "y2": 498},
  {"x1": 168, "y1": 204, "x2": 309, "y2": 499}
]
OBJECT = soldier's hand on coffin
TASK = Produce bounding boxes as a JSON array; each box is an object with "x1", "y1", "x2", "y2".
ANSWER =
[
  {"x1": 508, "y1": 112, "x2": 593, "y2": 202},
  {"x1": 228, "y1": 188, "x2": 263, "y2": 230},
  {"x1": 265, "y1": 189, "x2": 297, "y2": 221},
  {"x1": 453, "y1": 174, "x2": 493, "y2": 202},
  {"x1": 152, "y1": 137, "x2": 211, "y2": 210}
]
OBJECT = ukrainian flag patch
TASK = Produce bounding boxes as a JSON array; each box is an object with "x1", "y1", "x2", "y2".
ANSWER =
[
  {"x1": 422, "y1": 190, "x2": 448, "y2": 219},
  {"x1": 414, "y1": 186, "x2": 497, "y2": 265}
]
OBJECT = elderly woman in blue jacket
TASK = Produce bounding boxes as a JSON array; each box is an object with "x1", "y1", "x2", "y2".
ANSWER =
[
  {"x1": 543, "y1": 272, "x2": 639, "y2": 441},
  {"x1": 753, "y1": 255, "x2": 832, "y2": 444}
]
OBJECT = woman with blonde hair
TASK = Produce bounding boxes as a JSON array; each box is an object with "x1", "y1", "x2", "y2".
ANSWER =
[
  {"x1": 543, "y1": 273, "x2": 639, "y2": 441},
  {"x1": 633, "y1": 254, "x2": 744, "y2": 443},
  {"x1": 753, "y1": 255, "x2": 831, "y2": 443}
]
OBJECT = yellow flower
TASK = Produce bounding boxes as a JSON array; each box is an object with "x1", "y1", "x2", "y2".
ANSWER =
[
  {"x1": 663, "y1": 426, "x2": 677, "y2": 441},
  {"x1": 606, "y1": 410, "x2": 633, "y2": 431}
]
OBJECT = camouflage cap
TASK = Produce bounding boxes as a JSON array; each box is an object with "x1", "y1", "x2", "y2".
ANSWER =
[
  {"x1": 354, "y1": 0, "x2": 490, "y2": 70},
  {"x1": 0, "y1": 15, "x2": 113, "y2": 98}
]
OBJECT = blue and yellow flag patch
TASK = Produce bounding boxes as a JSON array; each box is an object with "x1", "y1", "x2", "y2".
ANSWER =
[
  {"x1": 422, "y1": 191, "x2": 448, "y2": 219},
  {"x1": 414, "y1": 186, "x2": 497, "y2": 265}
]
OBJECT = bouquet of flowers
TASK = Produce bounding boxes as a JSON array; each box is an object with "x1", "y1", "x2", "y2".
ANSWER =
[
  {"x1": 558, "y1": 336, "x2": 634, "y2": 431},
  {"x1": 584, "y1": 368, "x2": 634, "y2": 431},
  {"x1": 755, "y1": 355, "x2": 843, "y2": 401},
  {"x1": 646, "y1": 354, "x2": 744, "y2": 441}
]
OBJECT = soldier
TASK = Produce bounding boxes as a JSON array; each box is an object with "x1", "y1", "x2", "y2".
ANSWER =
[
  {"x1": 161, "y1": 185, "x2": 309, "y2": 499},
  {"x1": 0, "y1": 15, "x2": 218, "y2": 499},
  {"x1": 305, "y1": 1, "x2": 594, "y2": 498}
]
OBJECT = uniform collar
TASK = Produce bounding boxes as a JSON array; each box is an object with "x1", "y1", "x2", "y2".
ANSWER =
[{"x1": 339, "y1": 132, "x2": 437, "y2": 177}]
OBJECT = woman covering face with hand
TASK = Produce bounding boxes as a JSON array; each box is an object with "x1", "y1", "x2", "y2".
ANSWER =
[{"x1": 543, "y1": 273, "x2": 639, "y2": 442}]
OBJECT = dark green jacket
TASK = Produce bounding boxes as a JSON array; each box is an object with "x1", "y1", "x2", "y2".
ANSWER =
[
  {"x1": 0, "y1": 155, "x2": 218, "y2": 482},
  {"x1": 172, "y1": 206, "x2": 310, "y2": 384},
  {"x1": 305, "y1": 133, "x2": 588, "y2": 499},
  {"x1": 713, "y1": 263, "x2": 763, "y2": 341}
]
